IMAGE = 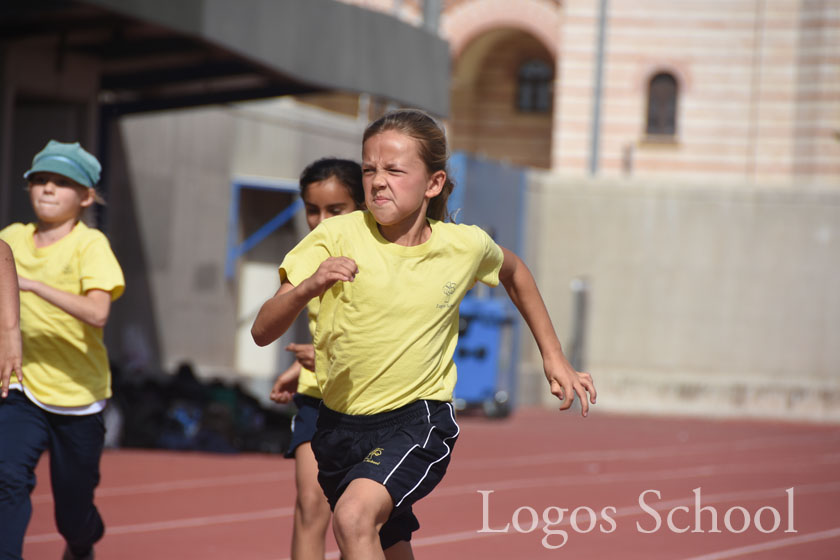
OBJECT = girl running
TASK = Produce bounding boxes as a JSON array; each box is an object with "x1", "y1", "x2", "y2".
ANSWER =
[{"x1": 252, "y1": 110, "x2": 595, "y2": 560}]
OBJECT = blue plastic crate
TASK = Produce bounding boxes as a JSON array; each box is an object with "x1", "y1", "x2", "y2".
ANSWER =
[{"x1": 453, "y1": 296, "x2": 514, "y2": 417}]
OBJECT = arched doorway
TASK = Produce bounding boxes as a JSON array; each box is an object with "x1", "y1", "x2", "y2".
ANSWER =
[{"x1": 450, "y1": 28, "x2": 555, "y2": 169}]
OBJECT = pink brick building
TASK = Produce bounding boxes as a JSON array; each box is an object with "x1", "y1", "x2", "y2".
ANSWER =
[{"x1": 342, "y1": 0, "x2": 839, "y2": 184}]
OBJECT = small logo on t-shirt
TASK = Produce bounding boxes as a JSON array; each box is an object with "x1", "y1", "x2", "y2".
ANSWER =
[
  {"x1": 437, "y1": 282, "x2": 457, "y2": 309},
  {"x1": 364, "y1": 447, "x2": 384, "y2": 465}
]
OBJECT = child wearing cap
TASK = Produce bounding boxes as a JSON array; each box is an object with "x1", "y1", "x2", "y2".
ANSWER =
[{"x1": 0, "y1": 140, "x2": 124, "y2": 560}]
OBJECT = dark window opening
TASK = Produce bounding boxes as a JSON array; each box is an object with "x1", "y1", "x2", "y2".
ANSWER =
[
  {"x1": 646, "y1": 72, "x2": 678, "y2": 136},
  {"x1": 516, "y1": 59, "x2": 553, "y2": 113}
]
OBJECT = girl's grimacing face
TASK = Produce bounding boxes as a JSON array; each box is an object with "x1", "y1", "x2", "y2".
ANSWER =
[
  {"x1": 362, "y1": 130, "x2": 440, "y2": 228},
  {"x1": 303, "y1": 176, "x2": 359, "y2": 231},
  {"x1": 27, "y1": 171, "x2": 93, "y2": 224}
]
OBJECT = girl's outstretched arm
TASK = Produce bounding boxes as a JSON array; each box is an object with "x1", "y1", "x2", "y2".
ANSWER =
[
  {"x1": 251, "y1": 256, "x2": 358, "y2": 347},
  {"x1": 498, "y1": 247, "x2": 596, "y2": 416},
  {"x1": 0, "y1": 241, "x2": 22, "y2": 397}
]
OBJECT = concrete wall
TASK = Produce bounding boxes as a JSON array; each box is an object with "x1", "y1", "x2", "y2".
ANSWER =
[
  {"x1": 109, "y1": 99, "x2": 365, "y2": 391},
  {"x1": 520, "y1": 173, "x2": 840, "y2": 421}
]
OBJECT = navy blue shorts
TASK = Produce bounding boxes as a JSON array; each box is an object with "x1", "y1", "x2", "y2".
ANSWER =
[
  {"x1": 311, "y1": 400, "x2": 460, "y2": 548},
  {"x1": 284, "y1": 393, "x2": 322, "y2": 459}
]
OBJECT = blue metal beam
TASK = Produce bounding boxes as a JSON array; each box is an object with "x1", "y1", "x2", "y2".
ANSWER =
[{"x1": 225, "y1": 178, "x2": 301, "y2": 279}]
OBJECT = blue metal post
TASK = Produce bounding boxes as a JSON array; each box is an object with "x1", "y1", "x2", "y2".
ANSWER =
[
  {"x1": 224, "y1": 182, "x2": 243, "y2": 279},
  {"x1": 224, "y1": 178, "x2": 301, "y2": 279}
]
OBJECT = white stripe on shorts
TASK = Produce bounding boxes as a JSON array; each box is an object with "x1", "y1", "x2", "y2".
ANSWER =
[{"x1": 384, "y1": 402, "x2": 460, "y2": 508}]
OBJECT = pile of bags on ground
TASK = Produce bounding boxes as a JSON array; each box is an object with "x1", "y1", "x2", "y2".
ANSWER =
[{"x1": 106, "y1": 362, "x2": 292, "y2": 454}]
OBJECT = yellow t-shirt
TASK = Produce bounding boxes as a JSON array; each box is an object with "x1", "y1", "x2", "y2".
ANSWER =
[
  {"x1": 0, "y1": 221, "x2": 125, "y2": 407},
  {"x1": 280, "y1": 211, "x2": 504, "y2": 415},
  {"x1": 296, "y1": 297, "x2": 322, "y2": 399}
]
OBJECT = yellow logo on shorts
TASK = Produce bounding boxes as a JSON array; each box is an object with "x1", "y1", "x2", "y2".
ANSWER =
[{"x1": 364, "y1": 447, "x2": 384, "y2": 465}]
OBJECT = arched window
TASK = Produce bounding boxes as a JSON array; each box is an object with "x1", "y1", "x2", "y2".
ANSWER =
[
  {"x1": 516, "y1": 59, "x2": 553, "y2": 113},
  {"x1": 646, "y1": 72, "x2": 678, "y2": 136}
]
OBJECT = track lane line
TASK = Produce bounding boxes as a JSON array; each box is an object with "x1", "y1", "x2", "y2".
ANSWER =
[
  {"x1": 437, "y1": 453, "x2": 840, "y2": 496},
  {"x1": 31, "y1": 470, "x2": 291, "y2": 504},
  {"x1": 455, "y1": 431, "x2": 840, "y2": 469},
  {"x1": 25, "y1": 507, "x2": 295, "y2": 544},
  {"x1": 682, "y1": 527, "x2": 840, "y2": 560}
]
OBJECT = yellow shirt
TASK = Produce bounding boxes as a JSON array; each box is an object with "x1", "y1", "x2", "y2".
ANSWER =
[
  {"x1": 0, "y1": 222, "x2": 124, "y2": 407},
  {"x1": 296, "y1": 297, "x2": 322, "y2": 399},
  {"x1": 280, "y1": 211, "x2": 503, "y2": 415}
]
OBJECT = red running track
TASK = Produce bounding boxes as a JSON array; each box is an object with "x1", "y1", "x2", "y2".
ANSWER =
[{"x1": 24, "y1": 408, "x2": 840, "y2": 559}]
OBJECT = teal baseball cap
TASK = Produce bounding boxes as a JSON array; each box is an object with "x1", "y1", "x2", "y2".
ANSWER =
[{"x1": 24, "y1": 140, "x2": 101, "y2": 188}]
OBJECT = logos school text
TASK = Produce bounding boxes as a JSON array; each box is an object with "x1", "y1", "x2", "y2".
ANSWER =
[{"x1": 478, "y1": 487, "x2": 796, "y2": 549}]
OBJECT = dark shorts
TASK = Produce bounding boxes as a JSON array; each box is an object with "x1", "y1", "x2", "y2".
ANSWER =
[
  {"x1": 311, "y1": 399, "x2": 460, "y2": 548},
  {"x1": 284, "y1": 393, "x2": 322, "y2": 459}
]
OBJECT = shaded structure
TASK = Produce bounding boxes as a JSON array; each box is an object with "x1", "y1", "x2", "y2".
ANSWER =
[{"x1": 0, "y1": 0, "x2": 450, "y2": 223}]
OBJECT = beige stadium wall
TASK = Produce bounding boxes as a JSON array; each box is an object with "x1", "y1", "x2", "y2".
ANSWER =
[{"x1": 519, "y1": 174, "x2": 840, "y2": 422}]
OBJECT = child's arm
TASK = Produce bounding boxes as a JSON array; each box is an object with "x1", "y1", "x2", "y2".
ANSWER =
[
  {"x1": 17, "y1": 277, "x2": 112, "y2": 328},
  {"x1": 0, "y1": 241, "x2": 22, "y2": 398},
  {"x1": 286, "y1": 342, "x2": 315, "y2": 371},
  {"x1": 270, "y1": 360, "x2": 301, "y2": 404},
  {"x1": 251, "y1": 256, "x2": 358, "y2": 347},
  {"x1": 498, "y1": 247, "x2": 596, "y2": 416},
  {"x1": 268, "y1": 342, "x2": 315, "y2": 403}
]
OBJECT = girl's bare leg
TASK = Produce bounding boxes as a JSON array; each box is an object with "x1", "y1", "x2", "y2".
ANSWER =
[
  {"x1": 292, "y1": 443, "x2": 332, "y2": 560},
  {"x1": 332, "y1": 478, "x2": 393, "y2": 560}
]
